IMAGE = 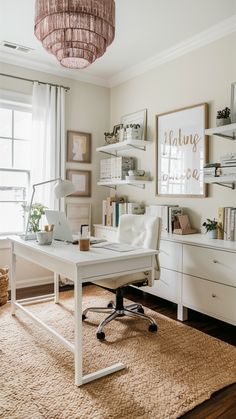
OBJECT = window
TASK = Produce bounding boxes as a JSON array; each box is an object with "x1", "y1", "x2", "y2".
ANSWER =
[{"x1": 0, "y1": 103, "x2": 32, "y2": 234}]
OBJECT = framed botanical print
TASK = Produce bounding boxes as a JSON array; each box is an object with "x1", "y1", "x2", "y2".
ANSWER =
[
  {"x1": 67, "y1": 131, "x2": 91, "y2": 163},
  {"x1": 156, "y1": 103, "x2": 208, "y2": 197},
  {"x1": 66, "y1": 170, "x2": 91, "y2": 197}
]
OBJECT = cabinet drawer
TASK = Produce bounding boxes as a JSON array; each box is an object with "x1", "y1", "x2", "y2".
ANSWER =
[
  {"x1": 183, "y1": 274, "x2": 236, "y2": 325},
  {"x1": 139, "y1": 268, "x2": 181, "y2": 303},
  {"x1": 183, "y1": 245, "x2": 236, "y2": 287},
  {"x1": 159, "y1": 240, "x2": 182, "y2": 272},
  {"x1": 94, "y1": 226, "x2": 117, "y2": 241}
]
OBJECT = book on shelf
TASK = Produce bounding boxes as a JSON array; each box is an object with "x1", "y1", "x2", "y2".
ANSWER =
[
  {"x1": 103, "y1": 196, "x2": 144, "y2": 228},
  {"x1": 100, "y1": 157, "x2": 135, "y2": 181},
  {"x1": 220, "y1": 207, "x2": 236, "y2": 241},
  {"x1": 146, "y1": 205, "x2": 184, "y2": 233},
  {"x1": 217, "y1": 207, "x2": 224, "y2": 240}
]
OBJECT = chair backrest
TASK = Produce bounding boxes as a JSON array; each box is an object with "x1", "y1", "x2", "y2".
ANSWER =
[{"x1": 117, "y1": 214, "x2": 161, "y2": 250}]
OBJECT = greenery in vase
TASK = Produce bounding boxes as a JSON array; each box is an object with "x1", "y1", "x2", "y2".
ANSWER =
[
  {"x1": 23, "y1": 202, "x2": 47, "y2": 232},
  {"x1": 202, "y1": 218, "x2": 218, "y2": 233},
  {"x1": 216, "y1": 107, "x2": 231, "y2": 120}
]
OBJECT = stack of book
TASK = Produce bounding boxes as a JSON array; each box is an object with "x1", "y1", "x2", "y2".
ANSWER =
[
  {"x1": 203, "y1": 163, "x2": 221, "y2": 179},
  {"x1": 146, "y1": 205, "x2": 183, "y2": 233},
  {"x1": 102, "y1": 197, "x2": 145, "y2": 227},
  {"x1": 218, "y1": 207, "x2": 236, "y2": 241},
  {"x1": 100, "y1": 157, "x2": 135, "y2": 181}
]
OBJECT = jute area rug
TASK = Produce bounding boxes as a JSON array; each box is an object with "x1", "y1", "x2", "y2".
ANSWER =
[{"x1": 1, "y1": 285, "x2": 236, "y2": 419}]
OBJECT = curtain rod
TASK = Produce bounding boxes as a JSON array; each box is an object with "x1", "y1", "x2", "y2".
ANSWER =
[{"x1": 0, "y1": 73, "x2": 70, "y2": 91}]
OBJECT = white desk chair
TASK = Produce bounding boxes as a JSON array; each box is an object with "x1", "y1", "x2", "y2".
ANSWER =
[{"x1": 83, "y1": 214, "x2": 161, "y2": 340}]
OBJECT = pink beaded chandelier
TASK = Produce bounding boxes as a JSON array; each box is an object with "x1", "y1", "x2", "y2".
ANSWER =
[{"x1": 34, "y1": 0, "x2": 115, "y2": 69}]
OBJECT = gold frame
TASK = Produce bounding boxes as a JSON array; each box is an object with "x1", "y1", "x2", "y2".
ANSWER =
[{"x1": 156, "y1": 103, "x2": 209, "y2": 197}]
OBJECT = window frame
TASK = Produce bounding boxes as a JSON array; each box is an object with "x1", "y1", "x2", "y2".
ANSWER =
[{"x1": 0, "y1": 96, "x2": 32, "y2": 235}]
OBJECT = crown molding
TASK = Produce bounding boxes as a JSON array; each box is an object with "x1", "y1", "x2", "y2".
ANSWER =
[
  {"x1": 108, "y1": 15, "x2": 236, "y2": 88},
  {"x1": 0, "y1": 51, "x2": 109, "y2": 88},
  {"x1": 0, "y1": 15, "x2": 235, "y2": 89}
]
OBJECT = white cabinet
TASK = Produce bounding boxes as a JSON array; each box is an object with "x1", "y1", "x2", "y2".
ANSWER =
[
  {"x1": 183, "y1": 274, "x2": 236, "y2": 325},
  {"x1": 183, "y1": 244, "x2": 236, "y2": 288},
  {"x1": 94, "y1": 225, "x2": 236, "y2": 326}
]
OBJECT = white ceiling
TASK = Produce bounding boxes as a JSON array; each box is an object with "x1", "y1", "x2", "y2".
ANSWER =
[{"x1": 0, "y1": 0, "x2": 235, "y2": 86}]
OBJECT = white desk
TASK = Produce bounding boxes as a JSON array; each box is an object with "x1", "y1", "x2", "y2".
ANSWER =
[{"x1": 10, "y1": 236, "x2": 157, "y2": 386}]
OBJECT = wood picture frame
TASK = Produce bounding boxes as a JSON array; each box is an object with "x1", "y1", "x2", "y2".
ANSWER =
[
  {"x1": 156, "y1": 103, "x2": 208, "y2": 197},
  {"x1": 121, "y1": 109, "x2": 147, "y2": 140},
  {"x1": 66, "y1": 170, "x2": 91, "y2": 197},
  {"x1": 66, "y1": 203, "x2": 91, "y2": 233},
  {"x1": 67, "y1": 131, "x2": 91, "y2": 163}
]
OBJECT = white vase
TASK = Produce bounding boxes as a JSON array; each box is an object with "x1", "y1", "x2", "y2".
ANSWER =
[{"x1": 207, "y1": 230, "x2": 217, "y2": 239}]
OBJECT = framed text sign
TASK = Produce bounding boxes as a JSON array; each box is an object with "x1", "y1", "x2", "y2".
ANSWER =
[{"x1": 156, "y1": 103, "x2": 208, "y2": 197}]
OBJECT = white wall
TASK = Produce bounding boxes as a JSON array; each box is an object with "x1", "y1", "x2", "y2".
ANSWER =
[
  {"x1": 110, "y1": 34, "x2": 236, "y2": 230},
  {"x1": 0, "y1": 62, "x2": 110, "y2": 286}
]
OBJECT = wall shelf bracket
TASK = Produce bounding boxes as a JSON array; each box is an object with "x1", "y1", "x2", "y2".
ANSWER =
[{"x1": 212, "y1": 182, "x2": 235, "y2": 190}]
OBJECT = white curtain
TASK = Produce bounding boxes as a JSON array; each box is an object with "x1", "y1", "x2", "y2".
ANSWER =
[{"x1": 31, "y1": 83, "x2": 65, "y2": 209}]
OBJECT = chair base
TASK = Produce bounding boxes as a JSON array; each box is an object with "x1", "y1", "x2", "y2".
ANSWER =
[{"x1": 82, "y1": 288, "x2": 158, "y2": 340}]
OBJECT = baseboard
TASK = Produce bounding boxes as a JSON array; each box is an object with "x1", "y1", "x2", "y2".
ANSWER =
[{"x1": 9, "y1": 276, "x2": 54, "y2": 290}]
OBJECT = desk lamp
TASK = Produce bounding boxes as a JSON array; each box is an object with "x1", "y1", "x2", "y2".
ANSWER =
[{"x1": 24, "y1": 178, "x2": 75, "y2": 240}]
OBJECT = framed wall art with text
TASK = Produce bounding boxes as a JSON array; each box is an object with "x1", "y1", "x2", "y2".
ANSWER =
[{"x1": 156, "y1": 103, "x2": 208, "y2": 197}]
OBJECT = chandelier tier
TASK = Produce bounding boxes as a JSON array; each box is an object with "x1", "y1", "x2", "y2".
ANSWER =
[{"x1": 34, "y1": 0, "x2": 115, "y2": 69}]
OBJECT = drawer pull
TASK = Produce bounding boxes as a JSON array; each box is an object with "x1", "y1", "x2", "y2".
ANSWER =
[
  {"x1": 212, "y1": 293, "x2": 216, "y2": 298},
  {"x1": 212, "y1": 259, "x2": 218, "y2": 264}
]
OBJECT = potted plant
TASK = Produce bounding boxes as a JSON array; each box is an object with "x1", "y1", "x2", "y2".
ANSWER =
[
  {"x1": 23, "y1": 202, "x2": 47, "y2": 234},
  {"x1": 216, "y1": 107, "x2": 231, "y2": 127},
  {"x1": 202, "y1": 218, "x2": 218, "y2": 239}
]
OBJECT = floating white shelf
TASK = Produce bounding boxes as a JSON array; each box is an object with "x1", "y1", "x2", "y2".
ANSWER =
[
  {"x1": 96, "y1": 139, "x2": 148, "y2": 155},
  {"x1": 204, "y1": 176, "x2": 236, "y2": 189},
  {"x1": 97, "y1": 179, "x2": 152, "y2": 189},
  {"x1": 205, "y1": 123, "x2": 236, "y2": 140}
]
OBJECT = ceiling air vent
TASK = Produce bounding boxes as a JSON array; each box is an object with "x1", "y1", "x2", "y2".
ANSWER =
[{"x1": 1, "y1": 41, "x2": 34, "y2": 53}]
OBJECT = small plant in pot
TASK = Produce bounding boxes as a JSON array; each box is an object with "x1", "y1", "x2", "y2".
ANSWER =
[
  {"x1": 22, "y1": 202, "x2": 47, "y2": 236},
  {"x1": 216, "y1": 107, "x2": 231, "y2": 127},
  {"x1": 202, "y1": 218, "x2": 218, "y2": 239}
]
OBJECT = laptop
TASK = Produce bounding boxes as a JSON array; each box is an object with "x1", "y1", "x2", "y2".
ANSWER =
[{"x1": 45, "y1": 210, "x2": 78, "y2": 243}]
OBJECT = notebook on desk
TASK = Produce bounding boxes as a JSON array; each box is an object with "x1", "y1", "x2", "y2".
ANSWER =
[{"x1": 91, "y1": 241, "x2": 138, "y2": 252}]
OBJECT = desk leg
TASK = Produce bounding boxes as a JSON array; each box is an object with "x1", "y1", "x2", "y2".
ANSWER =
[
  {"x1": 74, "y1": 272, "x2": 83, "y2": 386},
  {"x1": 54, "y1": 273, "x2": 59, "y2": 304},
  {"x1": 10, "y1": 243, "x2": 16, "y2": 315}
]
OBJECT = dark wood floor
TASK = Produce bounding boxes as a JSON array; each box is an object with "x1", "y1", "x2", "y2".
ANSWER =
[{"x1": 15, "y1": 284, "x2": 236, "y2": 419}]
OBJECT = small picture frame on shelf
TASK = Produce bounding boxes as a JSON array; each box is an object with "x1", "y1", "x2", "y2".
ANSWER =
[
  {"x1": 66, "y1": 170, "x2": 91, "y2": 197},
  {"x1": 67, "y1": 131, "x2": 91, "y2": 163},
  {"x1": 121, "y1": 109, "x2": 147, "y2": 141}
]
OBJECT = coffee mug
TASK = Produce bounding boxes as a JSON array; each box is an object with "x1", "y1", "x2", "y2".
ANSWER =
[{"x1": 36, "y1": 231, "x2": 53, "y2": 245}]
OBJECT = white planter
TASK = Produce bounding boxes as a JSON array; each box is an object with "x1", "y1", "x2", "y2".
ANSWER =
[{"x1": 207, "y1": 230, "x2": 217, "y2": 239}]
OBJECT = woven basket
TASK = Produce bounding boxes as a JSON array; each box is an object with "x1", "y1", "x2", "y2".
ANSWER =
[{"x1": 0, "y1": 267, "x2": 9, "y2": 306}]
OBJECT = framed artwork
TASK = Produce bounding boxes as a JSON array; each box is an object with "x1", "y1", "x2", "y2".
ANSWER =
[
  {"x1": 113, "y1": 124, "x2": 123, "y2": 135},
  {"x1": 121, "y1": 109, "x2": 147, "y2": 140},
  {"x1": 66, "y1": 170, "x2": 91, "y2": 197},
  {"x1": 156, "y1": 103, "x2": 208, "y2": 197},
  {"x1": 231, "y1": 82, "x2": 236, "y2": 123},
  {"x1": 66, "y1": 203, "x2": 91, "y2": 233},
  {"x1": 67, "y1": 131, "x2": 91, "y2": 163}
]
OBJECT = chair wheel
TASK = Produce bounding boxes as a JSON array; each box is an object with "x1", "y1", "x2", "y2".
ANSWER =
[
  {"x1": 96, "y1": 331, "x2": 105, "y2": 340},
  {"x1": 137, "y1": 306, "x2": 144, "y2": 314},
  {"x1": 149, "y1": 323, "x2": 158, "y2": 333},
  {"x1": 107, "y1": 301, "x2": 113, "y2": 308},
  {"x1": 82, "y1": 314, "x2": 86, "y2": 321}
]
